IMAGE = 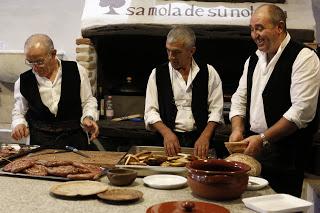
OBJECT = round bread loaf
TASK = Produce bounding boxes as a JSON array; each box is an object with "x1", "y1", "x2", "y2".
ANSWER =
[{"x1": 225, "y1": 153, "x2": 261, "y2": 177}]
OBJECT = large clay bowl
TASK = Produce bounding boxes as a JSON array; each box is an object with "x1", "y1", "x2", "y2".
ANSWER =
[{"x1": 186, "y1": 159, "x2": 250, "y2": 200}]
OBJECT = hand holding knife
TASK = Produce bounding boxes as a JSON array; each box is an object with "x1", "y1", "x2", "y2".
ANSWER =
[{"x1": 65, "y1": 146, "x2": 90, "y2": 158}]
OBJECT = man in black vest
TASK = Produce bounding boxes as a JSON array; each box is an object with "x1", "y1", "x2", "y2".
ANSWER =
[
  {"x1": 229, "y1": 4, "x2": 320, "y2": 197},
  {"x1": 11, "y1": 34, "x2": 99, "y2": 150},
  {"x1": 144, "y1": 26, "x2": 224, "y2": 159}
]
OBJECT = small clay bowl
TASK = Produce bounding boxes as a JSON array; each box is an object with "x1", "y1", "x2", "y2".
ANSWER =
[{"x1": 106, "y1": 168, "x2": 137, "y2": 186}]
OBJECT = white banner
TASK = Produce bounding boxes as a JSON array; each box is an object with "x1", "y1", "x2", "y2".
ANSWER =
[{"x1": 81, "y1": 0, "x2": 315, "y2": 31}]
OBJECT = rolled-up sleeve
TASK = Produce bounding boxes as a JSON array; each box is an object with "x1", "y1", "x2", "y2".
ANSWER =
[
  {"x1": 11, "y1": 78, "x2": 29, "y2": 130},
  {"x1": 283, "y1": 48, "x2": 320, "y2": 129},
  {"x1": 78, "y1": 64, "x2": 98, "y2": 122},
  {"x1": 144, "y1": 69, "x2": 162, "y2": 130},
  {"x1": 229, "y1": 59, "x2": 249, "y2": 121},
  {"x1": 207, "y1": 65, "x2": 224, "y2": 124}
]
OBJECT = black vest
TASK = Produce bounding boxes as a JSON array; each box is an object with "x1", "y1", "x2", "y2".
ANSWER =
[
  {"x1": 246, "y1": 40, "x2": 319, "y2": 171},
  {"x1": 20, "y1": 60, "x2": 82, "y2": 123},
  {"x1": 155, "y1": 62, "x2": 209, "y2": 133}
]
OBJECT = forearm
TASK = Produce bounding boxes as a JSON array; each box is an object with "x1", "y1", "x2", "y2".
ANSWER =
[
  {"x1": 262, "y1": 117, "x2": 298, "y2": 143},
  {"x1": 150, "y1": 121, "x2": 174, "y2": 138},
  {"x1": 231, "y1": 115, "x2": 245, "y2": 134},
  {"x1": 199, "y1": 121, "x2": 218, "y2": 141}
]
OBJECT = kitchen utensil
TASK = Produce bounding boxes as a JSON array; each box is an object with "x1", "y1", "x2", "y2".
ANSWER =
[
  {"x1": 106, "y1": 168, "x2": 137, "y2": 186},
  {"x1": 146, "y1": 201, "x2": 230, "y2": 213},
  {"x1": 186, "y1": 159, "x2": 250, "y2": 200},
  {"x1": 65, "y1": 146, "x2": 90, "y2": 158}
]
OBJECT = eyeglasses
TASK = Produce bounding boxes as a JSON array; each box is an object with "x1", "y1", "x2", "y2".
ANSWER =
[{"x1": 25, "y1": 53, "x2": 51, "y2": 67}]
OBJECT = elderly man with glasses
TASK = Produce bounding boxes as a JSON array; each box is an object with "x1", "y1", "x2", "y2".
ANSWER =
[{"x1": 11, "y1": 34, "x2": 99, "y2": 150}]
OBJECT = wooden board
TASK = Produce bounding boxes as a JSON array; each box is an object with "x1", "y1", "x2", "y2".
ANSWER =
[{"x1": 23, "y1": 149, "x2": 127, "y2": 168}]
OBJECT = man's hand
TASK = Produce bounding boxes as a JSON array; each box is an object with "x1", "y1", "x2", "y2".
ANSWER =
[
  {"x1": 242, "y1": 135, "x2": 263, "y2": 157},
  {"x1": 163, "y1": 131, "x2": 181, "y2": 156},
  {"x1": 194, "y1": 136, "x2": 210, "y2": 159},
  {"x1": 11, "y1": 124, "x2": 29, "y2": 140},
  {"x1": 82, "y1": 117, "x2": 99, "y2": 140}
]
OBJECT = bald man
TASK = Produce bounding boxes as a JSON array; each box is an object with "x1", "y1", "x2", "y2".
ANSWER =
[
  {"x1": 11, "y1": 34, "x2": 99, "y2": 149},
  {"x1": 229, "y1": 4, "x2": 320, "y2": 196}
]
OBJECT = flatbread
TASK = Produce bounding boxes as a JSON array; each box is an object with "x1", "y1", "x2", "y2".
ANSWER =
[
  {"x1": 225, "y1": 153, "x2": 261, "y2": 177},
  {"x1": 224, "y1": 141, "x2": 248, "y2": 154},
  {"x1": 50, "y1": 180, "x2": 108, "y2": 196}
]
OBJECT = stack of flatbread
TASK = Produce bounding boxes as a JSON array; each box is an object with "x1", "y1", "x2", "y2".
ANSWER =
[{"x1": 225, "y1": 153, "x2": 261, "y2": 177}]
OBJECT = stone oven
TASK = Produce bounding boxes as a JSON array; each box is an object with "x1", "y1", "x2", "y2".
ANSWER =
[
  {"x1": 75, "y1": 0, "x2": 318, "y2": 155},
  {"x1": 77, "y1": 0, "x2": 317, "y2": 119}
]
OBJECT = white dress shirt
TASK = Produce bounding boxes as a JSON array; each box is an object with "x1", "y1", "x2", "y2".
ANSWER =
[
  {"x1": 230, "y1": 34, "x2": 320, "y2": 133},
  {"x1": 144, "y1": 58, "x2": 224, "y2": 132},
  {"x1": 11, "y1": 59, "x2": 98, "y2": 131}
]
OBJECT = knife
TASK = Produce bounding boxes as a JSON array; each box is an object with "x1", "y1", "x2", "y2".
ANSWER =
[{"x1": 65, "y1": 146, "x2": 90, "y2": 158}]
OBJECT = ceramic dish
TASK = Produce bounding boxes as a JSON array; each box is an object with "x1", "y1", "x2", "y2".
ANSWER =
[
  {"x1": 143, "y1": 174, "x2": 187, "y2": 189},
  {"x1": 247, "y1": 176, "x2": 269, "y2": 190},
  {"x1": 97, "y1": 188, "x2": 143, "y2": 202},
  {"x1": 242, "y1": 194, "x2": 313, "y2": 213},
  {"x1": 50, "y1": 180, "x2": 108, "y2": 196}
]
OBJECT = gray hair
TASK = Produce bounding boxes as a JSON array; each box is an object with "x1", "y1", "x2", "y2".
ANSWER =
[
  {"x1": 24, "y1": 34, "x2": 54, "y2": 53},
  {"x1": 166, "y1": 25, "x2": 196, "y2": 48},
  {"x1": 256, "y1": 4, "x2": 287, "y2": 30}
]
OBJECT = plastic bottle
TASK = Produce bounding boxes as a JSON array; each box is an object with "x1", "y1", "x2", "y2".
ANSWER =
[{"x1": 106, "y1": 96, "x2": 114, "y2": 120}]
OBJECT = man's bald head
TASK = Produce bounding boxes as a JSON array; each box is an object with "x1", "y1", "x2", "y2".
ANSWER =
[
  {"x1": 254, "y1": 4, "x2": 287, "y2": 31},
  {"x1": 24, "y1": 34, "x2": 54, "y2": 54}
]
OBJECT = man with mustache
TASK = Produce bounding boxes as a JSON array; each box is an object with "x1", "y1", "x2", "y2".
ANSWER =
[
  {"x1": 229, "y1": 4, "x2": 320, "y2": 196},
  {"x1": 144, "y1": 26, "x2": 225, "y2": 159}
]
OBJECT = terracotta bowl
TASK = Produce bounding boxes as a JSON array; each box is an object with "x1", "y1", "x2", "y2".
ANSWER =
[
  {"x1": 106, "y1": 168, "x2": 137, "y2": 186},
  {"x1": 186, "y1": 159, "x2": 250, "y2": 201}
]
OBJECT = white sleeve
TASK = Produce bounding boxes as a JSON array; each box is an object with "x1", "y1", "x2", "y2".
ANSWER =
[
  {"x1": 229, "y1": 58, "x2": 250, "y2": 121},
  {"x1": 207, "y1": 64, "x2": 224, "y2": 124},
  {"x1": 144, "y1": 68, "x2": 162, "y2": 130},
  {"x1": 77, "y1": 64, "x2": 98, "y2": 122},
  {"x1": 283, "y1": 48, "x2": 320, "y2": 128},
  {"x1": 11, "y1": 78, "x2": 29, "y2": 129}
]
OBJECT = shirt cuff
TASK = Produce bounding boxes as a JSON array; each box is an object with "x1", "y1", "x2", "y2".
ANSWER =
[
  {"x1": 11, "y1": 119, "x2": 28, "y2": 130},
  {"x1": 208, "y1": 113, "x2": 224, "y2": 124},
  {"x1": 144, "y1": 113, "x2": 162, "y2": 130},
  {"x1": 283, "y1": 110, "x2": 305, "y2": 129}
]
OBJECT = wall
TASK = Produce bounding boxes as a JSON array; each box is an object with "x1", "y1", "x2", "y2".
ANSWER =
[
  {"x1": 0, "y1": 0, "x2": 85, "y2": 60},
  {"x1": 0, "y1": 0, "x2": 85, "y2": 134},
  {"x1": 313, "y1": 0, "x2": 320, "y2": 43}
]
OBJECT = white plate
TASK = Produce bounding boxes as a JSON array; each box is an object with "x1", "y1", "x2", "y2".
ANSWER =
[
  {"x1": 242, "y1": 194, "x2": 313, "y2": 213},
  {"x1": 143, "y1": 174, "x2": 187, "y2": 189},
  {"x1": 247, "y1": 176, "x2": 269, "y2": 190}
]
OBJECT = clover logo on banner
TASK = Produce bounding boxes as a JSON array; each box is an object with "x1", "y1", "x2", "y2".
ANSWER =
[{"x1": 99, "y1": 0, "x2": 126, "y2": 15}]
